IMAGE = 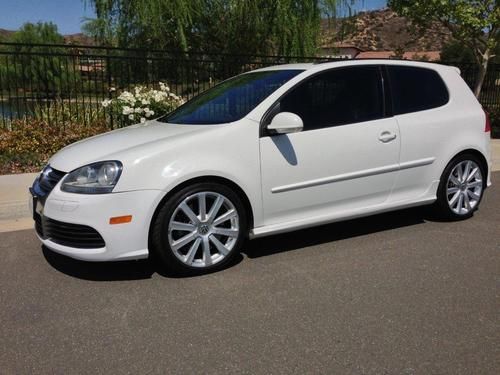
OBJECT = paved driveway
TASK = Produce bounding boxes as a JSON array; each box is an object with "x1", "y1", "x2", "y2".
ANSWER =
[{"x1": 1, "y1": 173, "x2": 499, "y2": 374}]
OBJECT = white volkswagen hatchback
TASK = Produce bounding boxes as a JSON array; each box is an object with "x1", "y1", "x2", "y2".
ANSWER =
[{"x1": 30, "y1": 60, "x2": 492, "y2": 274}]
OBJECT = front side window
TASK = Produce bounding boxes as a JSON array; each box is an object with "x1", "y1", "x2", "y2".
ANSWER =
[
  {"x1": 160, "y1": 70, "x2": 302, "y2": 124},
  {"x1": 387, "y1": 66, "x2": 449, "y2": 115},
  {"x1": 275, "y1": 66, "x2": 384, "y2": 131}
]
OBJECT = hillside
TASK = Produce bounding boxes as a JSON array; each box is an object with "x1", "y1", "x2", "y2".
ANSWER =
[
  {"x1": 0, "y1": 28, "x2": 14, "y2": 40},
  {"x1": 321, "y1": 8, "x2": 453, "y2": 52}
]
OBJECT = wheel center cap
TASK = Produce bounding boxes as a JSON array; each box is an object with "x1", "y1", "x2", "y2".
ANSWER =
[{"x1": 198, "y1": 224, "x2": 210, "y2": 235}]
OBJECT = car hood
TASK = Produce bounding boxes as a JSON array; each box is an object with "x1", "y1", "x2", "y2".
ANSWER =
[{"x1": 49, "y1": 120, "x2": 216, "y2": 172}]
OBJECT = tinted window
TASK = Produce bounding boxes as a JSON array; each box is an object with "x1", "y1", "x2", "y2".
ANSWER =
[
  {"x1": 161, "y1": 70, "x2": 302, "y2": 124},
  {"x1": 276, "y1": 66, "x2": 384, "y2": 130},
  {"x1": 387, "y1": 66, "x2": 449, "y2": 115}
]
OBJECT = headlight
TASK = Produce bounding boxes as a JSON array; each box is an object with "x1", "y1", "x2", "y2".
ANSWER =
[{"x1": 61, "y1": 161, "x2": 123, "y2": 194}]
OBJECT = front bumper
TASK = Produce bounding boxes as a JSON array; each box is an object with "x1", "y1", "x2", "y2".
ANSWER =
[{"x1": 30, "y1": 187, "x2": 165, "y2": 261}]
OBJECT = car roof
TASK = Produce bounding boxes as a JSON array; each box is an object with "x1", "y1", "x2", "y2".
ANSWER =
[{"x1": 251, "y1": 59, "x2": 456, "y2": 74}]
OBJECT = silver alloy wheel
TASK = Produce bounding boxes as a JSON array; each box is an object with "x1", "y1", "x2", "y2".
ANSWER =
[
  {"x1": 168, "y1": 192, "x2": 240, "y2": 268},
  {"x1": 446, "y1": 160, "x2": 483, "y2": 215}
]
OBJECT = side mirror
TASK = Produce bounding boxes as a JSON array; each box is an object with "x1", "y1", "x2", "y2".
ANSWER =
[{"x1": 267, "y1": 112, "x2": 303, "y2": 135}]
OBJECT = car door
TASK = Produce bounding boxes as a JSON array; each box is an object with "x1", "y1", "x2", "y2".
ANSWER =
[
  {"x1": 259, "y1": 65, "x2": 401, "y2": 226},
  {"x1": 385, "y1": 65, "x2": 451, "y2": 201}
]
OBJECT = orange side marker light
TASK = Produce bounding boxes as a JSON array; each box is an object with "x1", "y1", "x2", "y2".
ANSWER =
[{"x1": 109, "y1": 215, "x2": 133, "y2": 225}]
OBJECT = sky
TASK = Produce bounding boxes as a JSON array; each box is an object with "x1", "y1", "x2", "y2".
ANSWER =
[
  {"x1": 0, "y1": 0, "x2": 388, "y2": 35},
  {"x1": 349, "y1": 0, "x2": 387, "y2": 13}
]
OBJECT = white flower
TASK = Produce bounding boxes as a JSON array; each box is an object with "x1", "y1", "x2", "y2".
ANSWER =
[
  {"x1": 122, "y1": 106, "x2": 134, "y2": 115},
  {"x1": 113, "y1": 83, "x2": 184, "y2": 121},
  {"x1": 102, "y1": 99, "x2": 111, "y2": 108},
  {"x1": 159, "y1": 82, "x2": 170, "y2": 92},
  {"x1": 134, "y1": 86, "x2": 144, "y2": 96},
  {"x1": 140, "y1": 117, "x2": 146, "y2": 123},
  {"x1": 118, "y1": 91, "x2": 136, "y2": 105},
  {"x1": 109, "y1": 87, "x2": 116, "y2": 92}
]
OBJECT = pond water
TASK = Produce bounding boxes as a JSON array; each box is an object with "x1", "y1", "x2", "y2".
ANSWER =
[{"x1": 0, "y1": 100, "x2": 32, "y2": 119}]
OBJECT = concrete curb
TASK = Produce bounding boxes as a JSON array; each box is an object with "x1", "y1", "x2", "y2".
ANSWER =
[
  {"x1": 491, "y1": 138, "x2": 500, "y2": 172},
  {"x1": 0, "y1": 172, "x2": 38, "y2": 231},
  {"x1": 1, "y1": 139, "x2": 499, "y2": 233}
]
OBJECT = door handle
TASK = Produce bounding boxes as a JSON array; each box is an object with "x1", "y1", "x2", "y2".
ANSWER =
[{"x1": 378, "y1": 131, "x2": 397, "y2": 143}]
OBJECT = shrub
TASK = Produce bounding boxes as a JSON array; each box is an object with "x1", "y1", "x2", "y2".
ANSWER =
[
  {"x1": 485, "y1": 105, "x2": 500, "y2": 139},
  {"x1": 32, "y1": 99, "x2": 105, "y2": 126},
  {"x1": 0, "y1": 119, "x2": 108, "y2": 174},
  {"x1": 103, "y1": 82, "x2": 185, "y2": 126},
  {"x1": 0, "y1": 82, "x2": 185, "y2": 174}
]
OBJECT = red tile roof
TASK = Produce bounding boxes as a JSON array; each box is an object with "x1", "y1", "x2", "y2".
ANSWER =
[{"x1": 356, "y1": 50, "x2": 441, "y2": 61}]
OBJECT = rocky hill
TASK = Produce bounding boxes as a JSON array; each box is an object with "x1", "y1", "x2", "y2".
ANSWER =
[{"x1": 321, "y1": 8, "x2": 453, "y2": 51}]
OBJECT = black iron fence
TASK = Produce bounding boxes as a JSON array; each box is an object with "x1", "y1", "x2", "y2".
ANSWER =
[{"x1": 0, "y1": 42, "x2": 499, "y2": 129}]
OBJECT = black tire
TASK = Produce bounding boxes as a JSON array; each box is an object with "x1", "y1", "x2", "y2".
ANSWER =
[
  {"x1": 150, "y1": 182, "x2": 248, "y2": 275},
  {"x1": 434, "y1": 153, "x2": 486, "y2": 220}
]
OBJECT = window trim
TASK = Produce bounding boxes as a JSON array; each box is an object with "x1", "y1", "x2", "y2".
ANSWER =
[
  {"x1": 381, "y1": 65, "x2": 393, "y2": 118},
  {"x1": 259, "y1": 64, "x2": 388, "y2": 137},
  {"x1": 385, "y1": 65, "x2": 450, "y2": 116}
]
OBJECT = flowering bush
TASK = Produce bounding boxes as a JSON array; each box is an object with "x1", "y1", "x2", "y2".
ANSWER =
[
  {"x1": 102, "y1": 82, "x2": 185, "y2": 126},
  {"x1": 0, "y1": 119, "x2": 108, "y2": 174}
]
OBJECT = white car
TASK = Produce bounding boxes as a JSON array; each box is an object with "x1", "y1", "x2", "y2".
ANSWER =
[{"x1": 30, "y1": 60, "x2": 492, "y2": 274}]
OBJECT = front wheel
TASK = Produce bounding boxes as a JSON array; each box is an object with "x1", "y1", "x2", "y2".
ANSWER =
[
  {"x1": 150, "y1": 182, "x2": 247, "y2": 275},
  {"x1": 435, "y1": 154, "x2": 486, "y2": 220}
]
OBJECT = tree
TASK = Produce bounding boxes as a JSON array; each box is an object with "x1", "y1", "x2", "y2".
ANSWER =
[
  {"x1": 83, "y1": 0, "x2": 348, "y2": 56},
  {"x1": 388, "y1": 0, "x2": 499, "y2": 98},
  {"x1": 441, "y1": 39, "x2": 500, "y2": 64},
  {"x1": 1, "y1": 22, "x2": 80, "y2": 96},
  {"x1": 440, "y1": 40, "x2": 476, "y2": 63},
  {"x1": 10, "y1": 22, "x2": 64, "y2": 45}
]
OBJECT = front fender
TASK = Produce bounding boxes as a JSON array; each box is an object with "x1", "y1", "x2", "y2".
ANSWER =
[{"x1": 111, "y1": 120, "x2": 265, "y2": 226}]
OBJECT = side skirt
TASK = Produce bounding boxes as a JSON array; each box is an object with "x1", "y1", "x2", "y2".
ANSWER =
[{"x1": 249, "y1": 198, "x2": 436, "y2": 239}]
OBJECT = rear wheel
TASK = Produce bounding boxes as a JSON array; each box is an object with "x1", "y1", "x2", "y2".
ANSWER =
[
  {"x1": 151, "y1": 182, "x2": 247, "y2": 275},
  {"x1": 435, "y1": 154, "x2": 485, "y2": 220}
]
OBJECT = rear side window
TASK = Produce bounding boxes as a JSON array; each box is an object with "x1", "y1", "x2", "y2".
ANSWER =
[
  {"x1": 277, "y1": 66, "x2": 384, "y2": 130},
  {"x1": 387, "y1": 66, "x2": 449, "y2": 115}
]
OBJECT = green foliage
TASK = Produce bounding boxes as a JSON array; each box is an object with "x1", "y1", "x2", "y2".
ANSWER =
[
  {"x1": 441, "y1": 39, "x2": 500, "y2": 64},
  {"x1": 84, "y1": 0, "x2": 347, "y2": 56},
  {"x1": 388, "y1": 0, "x2": 499, "y2": 96},
  {"x1": 388, "y1": 0, "x2": 499, "y2": 54},
  {"x1": 0, "y1": 22, "x2": 81, "y2": 96},
  {"x1": 485, "y1": 105, "x2": 500, "y2": 138},
  {"x1": 32, "y1": 99, "x2": 105, "y2": 126},
  {"x1": 440, "y1": 40, "x2": 476, "y2": 63},
  {"x1": 9, "y1": 22, "x2": 64, "y2": 45}
]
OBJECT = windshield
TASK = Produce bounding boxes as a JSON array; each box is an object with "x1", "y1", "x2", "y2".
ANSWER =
[{"x1": 160, "y1": 70, "x2": 302, "y2": 125}]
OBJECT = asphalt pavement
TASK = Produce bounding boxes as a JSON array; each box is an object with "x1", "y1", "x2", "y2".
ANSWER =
[{"x1": 1, "y1": 173, "x2": 499, "y2": 374}]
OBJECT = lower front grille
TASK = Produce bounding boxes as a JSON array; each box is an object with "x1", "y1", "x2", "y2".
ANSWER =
[
  {"x1": 34, "y1": 212, "x2": 43, "y2": 237},
  {"x1": 35, "y1": 213, "x2": 105, "y2": 249}
]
